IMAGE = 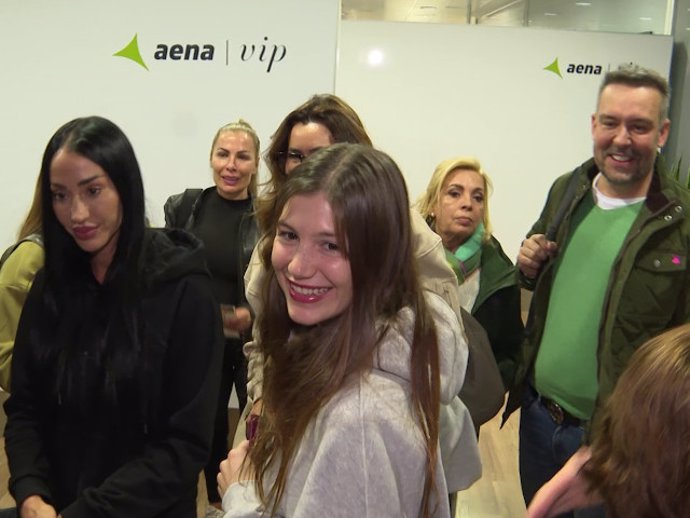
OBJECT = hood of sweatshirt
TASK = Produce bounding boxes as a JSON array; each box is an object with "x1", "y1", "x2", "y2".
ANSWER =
[
  {"x1": 373, "y1": 291, "x2": 468, "y2": 405},
  {"x1": 139, "y1": 228, "x2": 210, "y2": 291}
]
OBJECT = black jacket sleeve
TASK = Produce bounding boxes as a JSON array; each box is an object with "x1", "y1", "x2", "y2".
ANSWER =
[{"x1": 4, "y1": 272, "x2": 55, "y2": 509}]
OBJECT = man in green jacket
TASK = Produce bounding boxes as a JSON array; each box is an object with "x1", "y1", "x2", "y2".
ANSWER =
[{"x1": 506, "y1": 63, "x2": 690, "y2": 517}]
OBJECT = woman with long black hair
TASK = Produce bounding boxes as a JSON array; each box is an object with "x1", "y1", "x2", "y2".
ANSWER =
[{"x1": 3, "y1": 116, "x2": 222, "y2": 518}]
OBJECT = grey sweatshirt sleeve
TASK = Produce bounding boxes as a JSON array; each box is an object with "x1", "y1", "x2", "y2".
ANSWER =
[
  {"x1": 223, "y1": 377, "x2": 449, "y2": 517},
  {"x1": 221, "y1": 482, "x2": 267, "y2": 518}
]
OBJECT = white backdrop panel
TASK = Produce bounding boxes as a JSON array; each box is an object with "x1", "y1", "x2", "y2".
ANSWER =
[
  {"x1": 336, "y1": 21, "x2": 672, "y2": 258},
  {"x1": 0, "y1": 0, "x2": 338, "y2": 246}
]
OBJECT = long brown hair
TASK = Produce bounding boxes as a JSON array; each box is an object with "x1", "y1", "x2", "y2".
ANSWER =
[
  {"x1": 257, "y1": 94, "x2": 372, "y2": 231},
  {"x1": 584, "y1": 324, "x2": 690, "y2": 517},
  {"x1": 251, "y1": 143, "x2": 441, "y2": 517},
  {"x1": 17, "y1": 172, "x2": 43, "y2": 240}
]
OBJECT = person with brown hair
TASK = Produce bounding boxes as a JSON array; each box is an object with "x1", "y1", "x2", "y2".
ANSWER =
[
  {"x1": 527, "y1": 323, "x2": 690, "y2": 518},
  {"x1": 244, "y1": 94, "x2": 461, "y2": 410},
  {"x1": 254, "y1": 93, "x2": 371, "y2": 233},
  {"x1": 218, "y1": 143, "x2": 480, "y2": 518},
  {"x1": 0, "y1": 173, "x2": 44, "y2": 391}
]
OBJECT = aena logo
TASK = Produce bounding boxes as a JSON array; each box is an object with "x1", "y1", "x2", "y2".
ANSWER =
[
  {"x1": 543, "y1": 57, "x2": 603, "y2": 79},
  {"x1": 113, "y1": 34, "x2": 287, "y2": 72},
  {"x1": 114, "y1": 34, "x2": 148, "y2": 70}
]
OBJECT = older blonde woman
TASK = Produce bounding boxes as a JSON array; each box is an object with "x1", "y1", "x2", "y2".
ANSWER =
[{"x1": 417, "y1": 156, "x2": 523, "y2": 387}]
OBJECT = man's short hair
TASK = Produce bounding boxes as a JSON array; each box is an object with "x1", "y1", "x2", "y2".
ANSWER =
[{"x1": 598, "y1": 63, "x2": 670, "y2": 122}]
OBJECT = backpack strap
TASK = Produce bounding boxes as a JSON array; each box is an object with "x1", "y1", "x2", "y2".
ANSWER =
[
  {"x1": 545, "y1": 168, "x2": 582, "y2": 243},
  {"x1": 0, "y1": 233, "x2": 43, "y2": 268},
  {"x1": 180, "y1": 189, "x2": 203, "y2": 227},
  {"x1": 166, "y1": 188, "x2": 204, "y2": 229}
]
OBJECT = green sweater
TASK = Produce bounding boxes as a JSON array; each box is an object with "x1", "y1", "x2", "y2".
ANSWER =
[
  {"x1": 505, "y1": 156, "x2": 690, "y2": 428},
  {"x1": 534, "y1": 195, "x2": 642, "y2": 419}
]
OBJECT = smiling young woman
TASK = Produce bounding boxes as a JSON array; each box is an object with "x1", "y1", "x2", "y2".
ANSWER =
[{"x1": 217, "y1": 143, "x2": 480, "y2": 518}]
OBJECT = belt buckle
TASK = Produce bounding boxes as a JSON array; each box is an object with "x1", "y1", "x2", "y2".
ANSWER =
[{"x1": 545, "y1": 400, "x2": 565, "y2": 425}]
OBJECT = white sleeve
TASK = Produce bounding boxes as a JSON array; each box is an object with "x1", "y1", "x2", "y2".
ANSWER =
[{"x1": 222, "y1": 481, "x2": 272, "y2": 518}]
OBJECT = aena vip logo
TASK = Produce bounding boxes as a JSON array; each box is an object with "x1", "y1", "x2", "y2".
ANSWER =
[{"x1": 114, "y1": 34, "x2": 287, "y2": 72}]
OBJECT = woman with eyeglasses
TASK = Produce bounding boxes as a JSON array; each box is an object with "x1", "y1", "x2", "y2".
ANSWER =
[
  {"x1": 236, "y1": 95, "x2": 480, "y2": 513},
  {"x1": 244, "y1": 95, "x2": 463, "y2": 416}
]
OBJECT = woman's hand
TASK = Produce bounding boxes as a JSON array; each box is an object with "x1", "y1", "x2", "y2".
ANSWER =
[
  {"x1": 222, "y1": 306, "x2": 252, "y2": 332},
  {"x1": 249, "y1": 398, "x2": 263, "y2": 417},
  {"x1": 20, "y1": 495, "x2": 57, "y2": 518},
  {"x1": 217, "y1": 440, "x2": 254, "y2": 498},
  {"x1": 527, "y1": 447, "x2": 603, "y2": 518}
]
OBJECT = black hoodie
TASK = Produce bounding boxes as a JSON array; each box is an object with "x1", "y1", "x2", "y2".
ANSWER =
[{"x1": 4, "y1": 228, "x2": 223, "y2": 518}]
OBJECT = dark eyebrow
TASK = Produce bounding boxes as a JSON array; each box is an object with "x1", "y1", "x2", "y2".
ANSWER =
[
  {"x1": 51, "y1": 174, "x2": 106, "y2": 189},
  {"x1": 288, "y1": 146, "x2": 324, "y2": 154},
  {"x1": 78, "y1": 174, "x2": 106, "y2": 186},
  {"x1": 277, "y1": 220, "x2": 336, "y2": 239}
]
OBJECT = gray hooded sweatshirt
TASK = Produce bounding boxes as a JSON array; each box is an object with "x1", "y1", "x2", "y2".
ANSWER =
[{"x1": 222, "y1": 292, "x2": 481, "y2": 518}]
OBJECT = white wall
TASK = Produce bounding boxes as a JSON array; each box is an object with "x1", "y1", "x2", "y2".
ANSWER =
[
  {"x1": 336, "y1": 21, "x2": 673, "y2": 258},
  {"x1": 0, "y1": 0, "x2": 339, "y2": 246},
  {"x1": 0, "y1": 11, "x2": 675, "y2": 261}
]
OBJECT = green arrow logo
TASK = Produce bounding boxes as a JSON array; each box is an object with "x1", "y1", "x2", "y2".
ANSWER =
[
  {"x1": 114, "y1": 34, "x2": 148, "y2": 70},
  {"x1": 544, "y1": 57, "x2": 562, "y2": 79}
]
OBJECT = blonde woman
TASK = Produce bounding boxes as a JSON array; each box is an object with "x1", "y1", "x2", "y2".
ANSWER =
[
  {"x1": 164, "y1": 119, "x2": 260, "y2": 508},
  {"x1": 417, "y1": 156, "x2": 522, "y2": 388}
]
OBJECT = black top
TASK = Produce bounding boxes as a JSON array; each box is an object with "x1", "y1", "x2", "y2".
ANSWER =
[
  {"x1": 4, "y1": 228, "x2": 223, "y2": 518},
  {"x1": 192, "y1": 190, "x2": 251, "y2": 305}
]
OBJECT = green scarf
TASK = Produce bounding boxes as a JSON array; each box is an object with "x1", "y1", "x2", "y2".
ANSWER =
[{"x1": 444, "y1": 223, "x2": 484, "y2": 284}]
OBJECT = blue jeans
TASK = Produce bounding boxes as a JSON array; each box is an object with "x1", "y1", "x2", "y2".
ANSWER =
[{"x1": 519, "y1": 386, "x2": 605, "y2": 518}]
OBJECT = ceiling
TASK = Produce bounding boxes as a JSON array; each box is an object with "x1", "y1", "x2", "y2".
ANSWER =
[{"x1": 341, "y1": 0, "x2": 674, "y2": 35}]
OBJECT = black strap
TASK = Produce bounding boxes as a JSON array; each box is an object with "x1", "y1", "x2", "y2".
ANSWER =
[
  {"x1": 0, "y1": 233, "x2": 43, "y2": 268},
  {"x1": 545, "y1": 169, "x2": 581, "y2": 243},
  {"x1": 176, "y1": 188, "x2": 203, "y2": 229}
]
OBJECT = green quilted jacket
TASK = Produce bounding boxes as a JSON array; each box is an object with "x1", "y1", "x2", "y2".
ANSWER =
[{"x1": 505, "y1": 156, "x2": 690, "y2": 426}]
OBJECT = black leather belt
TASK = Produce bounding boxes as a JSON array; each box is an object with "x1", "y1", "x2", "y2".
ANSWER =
[
  {"x1": 539, "y1": 394, "x2": 582, "y2": 427},
  {"x1": 529, "y1": 385, "x2": 583, "y2": 427}
]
